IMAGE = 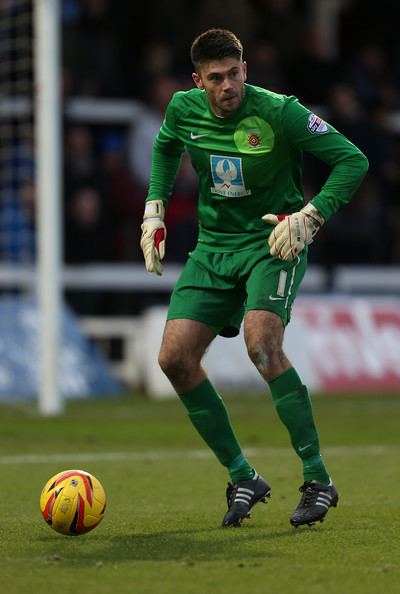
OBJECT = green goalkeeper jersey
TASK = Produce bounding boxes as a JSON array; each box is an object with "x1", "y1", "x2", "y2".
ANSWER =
[{"x1": 147, "y1": 83, "x2": 368, "y2": 252}]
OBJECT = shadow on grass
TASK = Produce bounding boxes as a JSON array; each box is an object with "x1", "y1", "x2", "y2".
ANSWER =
[{"x1": 37, "y1": 524, "x2": 324, "y2": 564}]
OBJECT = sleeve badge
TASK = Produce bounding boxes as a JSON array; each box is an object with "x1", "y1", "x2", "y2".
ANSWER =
[{"x1": 307, "y1": 114, "x2": 328, "y2": 134}]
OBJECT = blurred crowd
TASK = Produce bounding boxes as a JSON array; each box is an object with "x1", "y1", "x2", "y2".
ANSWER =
[{"x1": 1, "y1": 0, "x2": 400, "y2": 314}]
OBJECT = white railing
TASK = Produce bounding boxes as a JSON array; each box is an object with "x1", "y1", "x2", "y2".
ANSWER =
[
  {"x1": 1, "y1": 95, "x2": 400, "y2": 132},
  {"x1": 0, "y1": 263, "x2": 399, "y2": 293},
  {"x1": 79, "y1": 316, "x2": 142, "y2": 387}
]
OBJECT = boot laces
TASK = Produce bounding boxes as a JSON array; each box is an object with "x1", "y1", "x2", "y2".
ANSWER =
[
  {"x1": 225, "y1": 482, "x2": 237, "y2": 508},
  {"x1": 298, "y1": 481, "x2": 320, "y2": 507}
]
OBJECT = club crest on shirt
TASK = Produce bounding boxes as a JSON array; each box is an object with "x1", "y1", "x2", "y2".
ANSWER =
[
  {"x1": 210, "y1": 155, "x2": 251, "y2": 197},
  {"x1": 234, "y1": 116, "x2": 274, "y2": 154},
  {"x1": 307, "y1": 114, "x2": 328, "y2": 134},
  {"x1": 247, "y1": 133, "x2": 261, "y2": 148}
]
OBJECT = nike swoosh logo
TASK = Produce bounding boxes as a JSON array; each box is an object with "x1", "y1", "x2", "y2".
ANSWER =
[
  {"x1": 268, "y1": 295, "x2": 285, "y2": 301},
  {"x1": 190, "y1": 132, "x2": 208, "y2": 140},
  {"x1": 298, "y1": 444, "x2": 313, "y2": 452}
]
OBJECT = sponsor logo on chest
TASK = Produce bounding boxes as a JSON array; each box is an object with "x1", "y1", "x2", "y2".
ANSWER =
[{"x1": 210, "y1": 155, "x2": 251, "y2": 198}]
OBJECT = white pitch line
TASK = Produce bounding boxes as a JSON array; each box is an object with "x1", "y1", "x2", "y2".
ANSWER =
[{"x1": 0, "y1": 445, "x2": 398, "y2": 465}]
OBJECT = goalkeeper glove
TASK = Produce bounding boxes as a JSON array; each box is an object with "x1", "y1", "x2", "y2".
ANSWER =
[
  {"x1": 262, "y1": 203, "x2": 324, "y2": 262},
  {"x1": 140, "y1": 200, "x2": 166, "y2": 275}
]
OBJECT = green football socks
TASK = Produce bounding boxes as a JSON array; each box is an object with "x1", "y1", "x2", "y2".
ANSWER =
[
  {"x1": 268, "y1": 367, "x2": 330, "y2": 485},
  {"x1": 178, "y1": 378, "x2": 254, "y2": 483},
  {"x1": 178, "y1": 370, "x2": 329, "y2": 486}
]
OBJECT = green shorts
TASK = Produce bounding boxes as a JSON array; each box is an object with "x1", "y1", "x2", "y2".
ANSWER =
[{"x1": 167, "y1": 245, "x2": 307, "y2": 337}]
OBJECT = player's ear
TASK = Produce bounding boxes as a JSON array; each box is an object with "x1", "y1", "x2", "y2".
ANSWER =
[
  {"x1": 243, "y1": 61, "x2": 247, "y2": 82},
  {"x1": 192, "y1": 72, "x2": 204, "y2": 90}
]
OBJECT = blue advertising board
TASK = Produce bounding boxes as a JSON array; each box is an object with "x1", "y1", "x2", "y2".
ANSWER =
[{"x1": 0, "y1": 295, "x2": 124, "y2": 400}]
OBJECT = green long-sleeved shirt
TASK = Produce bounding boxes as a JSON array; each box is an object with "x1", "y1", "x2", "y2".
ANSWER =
[{"x1": 147, "y1": 83, "x2": 369, "y2": 252}]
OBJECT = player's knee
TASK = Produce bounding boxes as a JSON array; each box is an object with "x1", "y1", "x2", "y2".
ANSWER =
[
  {"x1": 158, "y1": 348, "x2": 190, "y2": 382},
  {"x1": 247, "y1": 342, "x2": 285, "y2": 380},
  {"x1": 158, "y1": 348, "x2": 176, "y2": 377},
  {"x1": 247, "y1": 343, "x2": 271, "y2": 374}
]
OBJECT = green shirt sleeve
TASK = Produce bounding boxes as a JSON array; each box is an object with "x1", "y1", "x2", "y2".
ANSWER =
[
  {"x1": 282, "y1": 96, "x2": 369, "y2": 221},
  {"x1": 146, "y1": 93, "x2": 186, "y2": 206}
]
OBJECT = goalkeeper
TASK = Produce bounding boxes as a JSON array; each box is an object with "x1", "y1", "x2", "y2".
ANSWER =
[{"x1": 140, "y1": 28, "x2": 369, "y2": 528}]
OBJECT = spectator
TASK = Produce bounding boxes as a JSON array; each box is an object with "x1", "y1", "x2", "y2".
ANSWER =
[
  {"x1": 99, "y1": 131, "x2": 145, "y2": 261},
  {"x1": 128, "y1": 75, "x2": 181, "y2": 190},
  {"x1": 133, "y1": 41, "x2": 176, "y2": 102},
  {"x1": 63, "y1": 0, "x2": 124, "y2": 97},
  {"x1": 64, "y1": 125, "x2": 100, "y2": 196},
  {"x1": 64, "y1": 185, "x2": 111, "y2": 264},
  {"x1": 287, "y1": 23, "x2": 343, "y2": 104},
  {"x1": 326, "y1": 83, "x2": 373, "y2": 155},
  {"x1": 0, "y1": 180, "x2": 35, "y2": 264},
  {"x1": 252, "y1": 0, "x2": 304, "y2": 64},
  {"x1": 347, "y1": 44, "x2": 395, "y2": 109},
  {"x1": 0, "y1": 129, "x2": 36, "y2": 264},
  {"x1": 246, "y1": 40, "x2": 285, "y2": 92},
  {"x1": 64, "y1": 185, "x2": 113, "y2": 314}
]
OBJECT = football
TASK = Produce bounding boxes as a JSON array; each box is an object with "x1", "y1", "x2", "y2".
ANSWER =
[{"x1": 40, "y1": 469, "x2": 106, "y2": 536}]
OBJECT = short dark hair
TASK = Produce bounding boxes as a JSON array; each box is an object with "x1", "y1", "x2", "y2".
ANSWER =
[{"x1": 190, "y1": 28, "x2": 243, "y2": 70}]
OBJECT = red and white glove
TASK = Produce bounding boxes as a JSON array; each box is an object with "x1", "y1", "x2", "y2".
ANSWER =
[
  {"x1": 262, "y1": 203, "x2": 324, "y2": 261},
  {"x1": 140, "y1": 200, "x2": 166, "y2": 275}
]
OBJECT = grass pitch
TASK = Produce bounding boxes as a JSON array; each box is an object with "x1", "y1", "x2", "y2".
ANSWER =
[{"x1": 0, "y1": 392, "x2": 399, "y2": 594}]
